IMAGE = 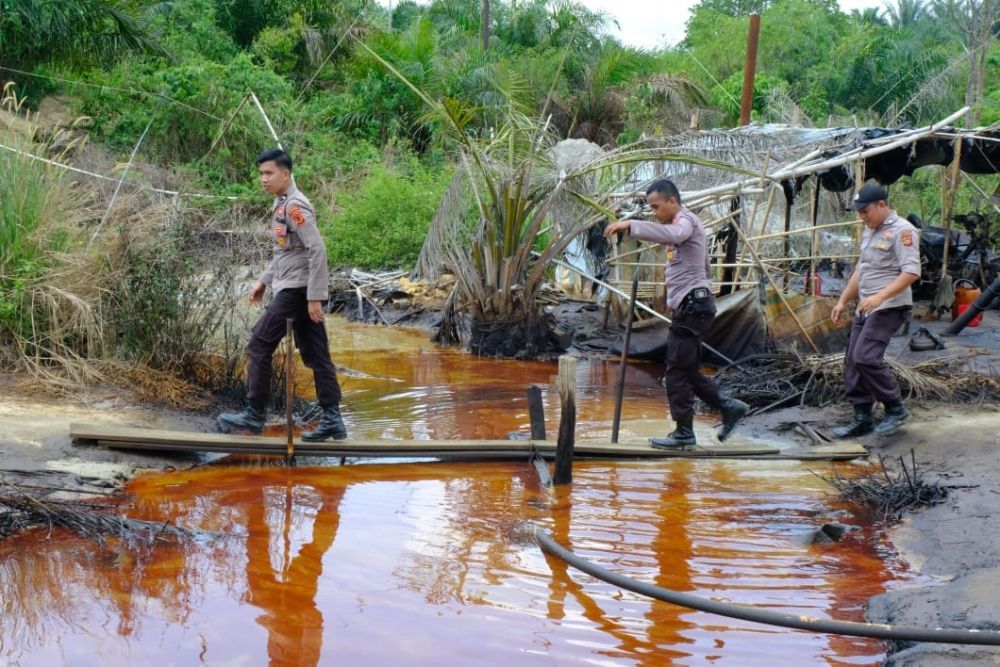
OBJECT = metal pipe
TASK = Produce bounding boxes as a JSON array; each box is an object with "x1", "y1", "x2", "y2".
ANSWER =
[
  {"x1": 534, "y1": 526, "x2": 1000, "y2": 646},
  {"x1": 611, "y1": 275, "x2": 639, "y2": 444},
  {"x1": 946, "y1": 276, "x2": 1000, "y2": 335}
]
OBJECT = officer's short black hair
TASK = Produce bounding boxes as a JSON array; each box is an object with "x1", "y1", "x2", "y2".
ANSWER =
[
  {"x1": 256, "y1": 148, "x2": 293, "y2": 172},
  {"x1": 646, "y1": 179, "x2": 681, "y2": 204}
]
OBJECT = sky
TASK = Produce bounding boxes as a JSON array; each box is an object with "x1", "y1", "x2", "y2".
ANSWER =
[{"x1": 575, "y1": 0, "x2": 888, "y2": 49}]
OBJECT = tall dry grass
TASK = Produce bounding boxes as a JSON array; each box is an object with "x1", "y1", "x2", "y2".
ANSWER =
[{"x1": 1, "y1": 85, "x2": 265, "y2": 408}]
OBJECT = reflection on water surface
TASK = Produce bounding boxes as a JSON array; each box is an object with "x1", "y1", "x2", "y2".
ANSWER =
[{"x1": 0, "y1": 320, "x2": 914, "y2": 665}]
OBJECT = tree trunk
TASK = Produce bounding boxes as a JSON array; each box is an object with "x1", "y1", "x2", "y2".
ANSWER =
[{"x1": 481, "y1": 0, "x2": 491, "y2": 51}]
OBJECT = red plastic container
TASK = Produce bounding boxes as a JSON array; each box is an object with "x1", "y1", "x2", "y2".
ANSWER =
[{"x1": 955, "y1": 302, "x2": 983, "y2": 327}]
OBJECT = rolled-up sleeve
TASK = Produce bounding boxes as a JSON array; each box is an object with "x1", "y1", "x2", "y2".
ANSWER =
[
  {"x1": 289, "y1": 202, "x2": 330, "y2": 301},
  {"x1": 896, "y1": 226, "x2": 921, "y2": 276},
  {"x1": 628, "y1": 218, "x2": 694, "y2": 245}
]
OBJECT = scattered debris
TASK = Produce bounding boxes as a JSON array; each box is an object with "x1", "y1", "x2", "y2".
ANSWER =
[
  {"x1": 819, "y1": 451, "x2": 950, "y2": 521},
  {"x1": 715, "y1": 352, "x2": 1000, "y2": 414},
  {"x1": 0, "y1": 477, "x2": 202, "y2": 545}
]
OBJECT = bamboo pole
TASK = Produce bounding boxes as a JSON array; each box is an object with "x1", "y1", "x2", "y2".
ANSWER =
[
  {"x1": 604, "y1": 208, "x2": 744, "y2": 264},
  {"x1": 285, "y1": 318, "x2": 295, "y2": 461},
  {"x1": 809, "y1": 179, "x2": 821, "y2": 295},
  {"x1": 87, "y1": 117, "x2": 153, "y2": 248},
  {"x1": 747, "y1": 219, "x2": 862, "y2": 242},
  {"x1": 681, "y1": 107, "x2": 969, "y2": 206},
  {"x1": 206, "y1": 94, "x2": 250, "y2": 159},
  {"x1": 728, "y1": 221, "x2": 820, "y2": 352},
  {"x1": 853, "y1": 159, "x2": 865, "y2": 246},
  {"x1": 549, "y1": 258, "x2": 737, "y2": 365},
  {"x1": 939, "y1": 137, "x2": 964, "y2": 284}
]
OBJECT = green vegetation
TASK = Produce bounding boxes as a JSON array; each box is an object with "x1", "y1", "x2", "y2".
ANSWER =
[{"x1": 0, "y1": 0, "x2": 998, "y2": 373}]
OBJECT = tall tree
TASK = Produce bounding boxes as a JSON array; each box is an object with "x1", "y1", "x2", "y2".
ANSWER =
[{"x1": 933, "y1": 0, "x2": 1000, "y2": 125}]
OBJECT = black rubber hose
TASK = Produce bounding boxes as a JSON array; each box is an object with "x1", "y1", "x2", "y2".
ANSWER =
[{"x1": 535, "y1": 527, "x2": 1000, "y2": 646}]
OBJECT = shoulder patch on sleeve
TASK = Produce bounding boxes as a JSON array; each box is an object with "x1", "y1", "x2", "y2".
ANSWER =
[
  {"x1": 901, "y1": 230, "x2": 913, "y2": 246},
  {"x1": 290, "y1": 205, "x2": 307, "y2": 226}
]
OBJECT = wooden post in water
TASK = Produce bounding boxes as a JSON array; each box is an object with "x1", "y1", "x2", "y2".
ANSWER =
[
  {"x1": 285, "y1": 318, "x2": 295, "y2": 461},
  {"x1": 527, "y1": 385, "x2": 546, "y2": 440},
  {"x1": 611, "y1": 275, "x2": 639, "y2": 443},
  {"x1": 554, "y1": 356, "x2": 576, "y2": 485}
]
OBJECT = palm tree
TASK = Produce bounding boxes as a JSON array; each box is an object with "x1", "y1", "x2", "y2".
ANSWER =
[
  {"x1": 850, "y1": 7, "x2": 888, "y2": 26},
  {"x1": 0, "y1": 0, "x2": 166, "y2": 72},
  {"x1": 358, "y1": 40, "x2": 747, "y2": 358},
  {"x1": 882, "y1": 0, "x2": 929, "y2": 28}
]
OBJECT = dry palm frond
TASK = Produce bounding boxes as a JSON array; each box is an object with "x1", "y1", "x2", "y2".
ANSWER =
[
  {"x1": 820, "y1": 452, "x2": 948, "y2": 522},
  {"x1": 716, "y1": 352, "x2": 1000, "y2": 412},
  {"x1": 0, "y1": 479, "x2": 201, "y2": 544}
]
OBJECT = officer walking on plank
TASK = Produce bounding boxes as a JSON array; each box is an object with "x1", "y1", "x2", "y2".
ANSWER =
[
  {"x1": 604, "y1": 179, "x2": 748, "y2": 449},
  {"x1": 218, "y1": 148, "x2": 347, "y2": 441},
  {"x1": 831, "y1": 184, "x2": 920, "y2": 438}
]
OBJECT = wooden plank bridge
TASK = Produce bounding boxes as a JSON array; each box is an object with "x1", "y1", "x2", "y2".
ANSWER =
[{"x1": 70, "y1": 423, "x2": 867, "y2": 462}]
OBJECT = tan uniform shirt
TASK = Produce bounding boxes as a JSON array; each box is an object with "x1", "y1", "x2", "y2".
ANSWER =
[
  {"x1": 856, "y1": 211, "x2": 921, "y2": 313},
  {"x1": 628, "y1": 207, "x2": 712, "y2": 311},
  {"x1": 259, "y1": 184, "x2": 329, "y2": 301}
]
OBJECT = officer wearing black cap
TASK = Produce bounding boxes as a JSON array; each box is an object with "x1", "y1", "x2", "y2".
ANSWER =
[{"x1": 831, "y1": 184, "x2": 921, "y2": 437}]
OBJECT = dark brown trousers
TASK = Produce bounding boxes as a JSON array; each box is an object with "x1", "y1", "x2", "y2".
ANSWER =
[
  {"x1": 246, "y1": 287, "x2": 341, "y2": 410},
  {"x1": 664, "y1": 300, "x2": 722, "y2": 422},
  {"x1": 843, "y1": 307, "x2": 909, "y2": 406}
]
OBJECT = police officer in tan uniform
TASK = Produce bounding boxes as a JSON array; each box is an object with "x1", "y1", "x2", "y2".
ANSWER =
[
  {"x1": 218, "y1": 148, "x2": 347, "y2": 441},
  {"x1": 605, "y1": 179, "x2": 748, "y2": 448},
  {"x1": 831, "y1": 184, "x2": 920, "y2": 437}
]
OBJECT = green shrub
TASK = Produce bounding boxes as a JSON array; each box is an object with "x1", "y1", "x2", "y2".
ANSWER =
[{"x1": 322, "y1": 152, "x2": 454, "y2": 269}]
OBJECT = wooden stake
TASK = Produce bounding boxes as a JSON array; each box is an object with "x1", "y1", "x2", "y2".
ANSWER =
[
  {"x1": 527, "y1": 385, "x2": 546, "y2": 440},
  {"x1": 554, "y1": 356, "x2": 576, "y2": 485},
  {"x1": 285, "y1": 318, "x2": 295, "y2": 461},
  {"x1": 940, "y1": 136, "x2": 964, "y2": 286},
  {"x1": 611, "y1": 276, "x2": 639, "y2": 444}
]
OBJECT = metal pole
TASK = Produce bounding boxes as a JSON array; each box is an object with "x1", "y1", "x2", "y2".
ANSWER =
[
  {"x1": 611, "y1": 275, "x2": 639, "y2": 444},
  {"x1": 285, "y1": 318, "x2": 295, "y2": 461},
  {"x1": 739, "y1": 14, "x2": 761, "y2": 126}
]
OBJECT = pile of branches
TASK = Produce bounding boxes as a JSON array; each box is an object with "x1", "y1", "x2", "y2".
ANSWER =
[
  {"x1": 0, "y1": 480, "x2": 199, "y2": 545},
  {"x1": 821, "y1": 452, "x2": 948, "y2": 521},
  {"x1": 714, "y1": 352, "x2": 1000, "y2": 413}
]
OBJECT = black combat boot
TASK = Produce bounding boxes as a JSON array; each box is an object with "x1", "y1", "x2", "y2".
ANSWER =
[
  {"x1": 831, "y1": 404, "x2": 874, "y2": 439},
  {"x1": 651, "y1": 418, "x2": 696, "y2": 449},
  {"x1": 717, "y1": 394, "x2": 749, "y2": 441},
  {"x1": 301, "y1": 405, "x2": 348, "y2": 442},
  {"x1": 874, "y1": 401, "x2": 909, "y2": 436},
  {"x1": 217, "y1": 404, "x2": 266, "y2": 434}
]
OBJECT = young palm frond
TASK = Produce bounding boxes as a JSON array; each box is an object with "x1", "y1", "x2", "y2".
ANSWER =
[{"x1": 357, "y1": 35, "x2": 751, "y2": 357}]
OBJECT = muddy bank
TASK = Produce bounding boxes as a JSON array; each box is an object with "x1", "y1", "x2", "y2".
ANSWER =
[
  {"x1": 743, "y1": 402, "x2": 1000, "y2": 665},
  {"x1": 0, "y1": 380, "x2": 215, "y2": 492},
  {"x1": 862, "y1": 410, "x2": 1000, "y2": 665}
]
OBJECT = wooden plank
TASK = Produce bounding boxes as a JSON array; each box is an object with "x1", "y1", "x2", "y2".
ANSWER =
[{"x1": 67, "y1": 423, "x2": 865, "y2": 461}]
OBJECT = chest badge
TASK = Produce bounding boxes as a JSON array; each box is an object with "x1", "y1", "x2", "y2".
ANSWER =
[{"x1": 275, "y1": 223, "x2": 288, "y2": 246}]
